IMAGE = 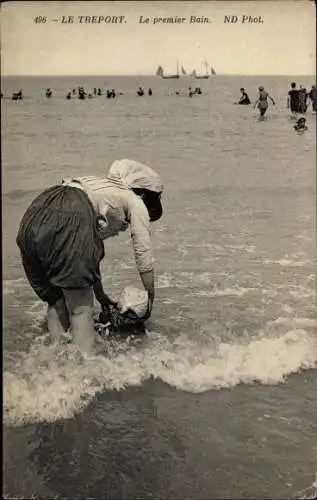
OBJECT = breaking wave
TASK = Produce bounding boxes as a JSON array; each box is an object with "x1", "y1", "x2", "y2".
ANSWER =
[{"x1": 3, "y1": 306, "x2": 316, "y2": 426}]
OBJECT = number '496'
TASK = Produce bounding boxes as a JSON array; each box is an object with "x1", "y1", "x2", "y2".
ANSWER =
[{"x1": 34, "y1": 16, "x2": 47, "y2": 23}]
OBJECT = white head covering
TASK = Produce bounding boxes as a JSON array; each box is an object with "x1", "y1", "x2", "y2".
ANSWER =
[{"x1": 106, "y1": 159, "x2": 163, "y2": 193}]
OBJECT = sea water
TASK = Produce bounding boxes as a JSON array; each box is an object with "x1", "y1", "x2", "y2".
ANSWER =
[{"x1": 2, "y1": 75, "x2": 316, "y2": 499}]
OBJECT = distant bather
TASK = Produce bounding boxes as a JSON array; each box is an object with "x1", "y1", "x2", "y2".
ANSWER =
[
  {"x1": 238, "y1": 88, "x2": 251, "y2": 105},
  {"x1": 12, "y1": 90, "x2": 23, "y2": 100}
]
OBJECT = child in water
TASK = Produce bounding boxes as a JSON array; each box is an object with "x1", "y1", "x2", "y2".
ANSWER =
[{"x1": 294, "y1": 117, "x2": 308, "y2": 132}]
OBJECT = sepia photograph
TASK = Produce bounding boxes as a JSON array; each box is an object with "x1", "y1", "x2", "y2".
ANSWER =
[{"x1": 2, "y1": 0, "x2": 316, "y2": 498}]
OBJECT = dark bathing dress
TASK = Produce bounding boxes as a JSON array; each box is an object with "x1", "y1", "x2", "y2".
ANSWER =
[{"x1": 16, "y1": 185, "x2": 105, "y2": 306}]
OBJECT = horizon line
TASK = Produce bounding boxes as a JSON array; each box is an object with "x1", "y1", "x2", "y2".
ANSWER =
[{"x1": 1, "y1": 73, "x2": 316, "y2": 78}]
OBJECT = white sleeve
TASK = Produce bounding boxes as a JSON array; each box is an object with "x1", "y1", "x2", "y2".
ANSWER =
[{"x1": 129, "y1": 198, "x2": 153, "y2": 273}]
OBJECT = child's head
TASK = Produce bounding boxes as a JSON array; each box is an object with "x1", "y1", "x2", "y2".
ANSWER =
[
  {"x1": 294, "y1": 117, "x2": 307, "y2": 131},
  {"x1": 291, "y1": 82, "x2": 296, "y2": 89}
]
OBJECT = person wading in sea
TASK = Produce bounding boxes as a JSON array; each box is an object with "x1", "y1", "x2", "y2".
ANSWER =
[
  {"x1": 16, "y1": 159, "x2": 163, "y2": 353},
  {"x1": 254, "y1": 86, "x2": 276, "y2": 118},
  {"x1": 287, "y1": 82, "x2": 300, "y2": 116},
  {"x1": 309, "y1": 84, "x2": 317, "y2": 112}
]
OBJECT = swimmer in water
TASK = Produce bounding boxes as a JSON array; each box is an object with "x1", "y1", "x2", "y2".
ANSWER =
[
  {"x1": 254, "y1": 86, "x2": 275, "y2": 117},
  {"x1": 238, "y1": 88, "x2": 251, "y2": 105},
  {"x1": 294, "y1": 117, "x2": 308, "y2": 132}
]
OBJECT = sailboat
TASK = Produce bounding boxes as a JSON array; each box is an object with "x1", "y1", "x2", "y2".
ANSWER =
[
  {"x1": 192, "y1": 60, "x2": 216, "y2": 79},
  {"x1": 181, "y1": 65, "x2": 187, "y2": 76},
  {"x1": 156, "y1": 62, "x2": 180, "y2": 79},
  {"x1": 195, "y1": 60, "x2": 210, "y2": 79},
  {"x1": 156, "y1": 65, "x2": 164, "y2": 77}
]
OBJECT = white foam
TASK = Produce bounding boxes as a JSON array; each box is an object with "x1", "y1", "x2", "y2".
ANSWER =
[
  {"x1": 297, "y1": 471, "x2": 317, "y2": 499},
  {"x1": 295, "y1": 234, "x2": 313, "y2": 242},
  {"x1": 289, "y1": 286, "x2": 315, "y2": 299},
  {"x1": 119, "y1": 262, "x2": 134, "y2": 269},
  {"x1": 264, "y1": 259, "x2": 307, "y2": 267},
  {"x1": 177, "y1": 245, "x2": 188, "y2": 256},
  {"x1": 178, "y1": 243, "x2": 224, "y2": 252},
  {"x1": 156, "y1": 273, "x2": 174, "y2": 288},
  {"x1": 187, "y1": 287, "x2": 256, "y2": 298},
  {"x1": 280, "y1": 304, "x2": 293, "y2": 314},
  {"x1": 4, "y1": 322, "x2": 317, "y2": 427},
  {"x1": 163, "y1": 330, "x2": 317, "y2": 392},
  {"x1": 160, "y1": 298, "x2": 178, "y2": 305},
  {"x1": 3, "y1": 278, "x2": 28, "y2": 295},
  {"x1": 227, "y1": 244, "x2": 257, "y2": 253},
  {"x1": 272, "y1": 317, "x2": 317, "y2": 328},
  {"x1": 180, "y1": 272, "x2": 215, "y2": 285}
]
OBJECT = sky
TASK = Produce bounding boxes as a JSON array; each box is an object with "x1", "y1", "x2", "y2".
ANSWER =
[{"x1": 1, "y1": 0, "x2": 316, "y2": 76}]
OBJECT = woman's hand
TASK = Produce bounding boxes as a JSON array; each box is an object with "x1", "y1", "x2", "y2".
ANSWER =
[
  {"x1": 93, "y1": 280, "x2": 116, "y2": 308},
  {"x1": 139, "y1": 270, "x2": 155, "y2": 320}
]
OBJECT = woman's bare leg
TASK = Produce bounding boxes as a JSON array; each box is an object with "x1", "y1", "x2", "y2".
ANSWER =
[
  {"x1": 63, "y1": 287, "x2": 95, "y2": 354},
  {"x1": 47, "y1": 296, "x2": 70, "y2": 342}
]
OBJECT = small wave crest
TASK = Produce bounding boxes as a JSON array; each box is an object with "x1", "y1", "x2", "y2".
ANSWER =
[
  {"x1": 263, "y1": 259, "x2": 307, "y2": 267},
  {"x1": 3, "y1": 278, "x2": 29, "y2": 295},
  {"x1": 297, "y1": 472, "x2": 317, "y2": 499},
  {"x1": 4, "y1": 316, "x2": 317, "y2": 427},
  {"x1": 187, "y1": 287, "x2": 256, "y2": 298}
]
